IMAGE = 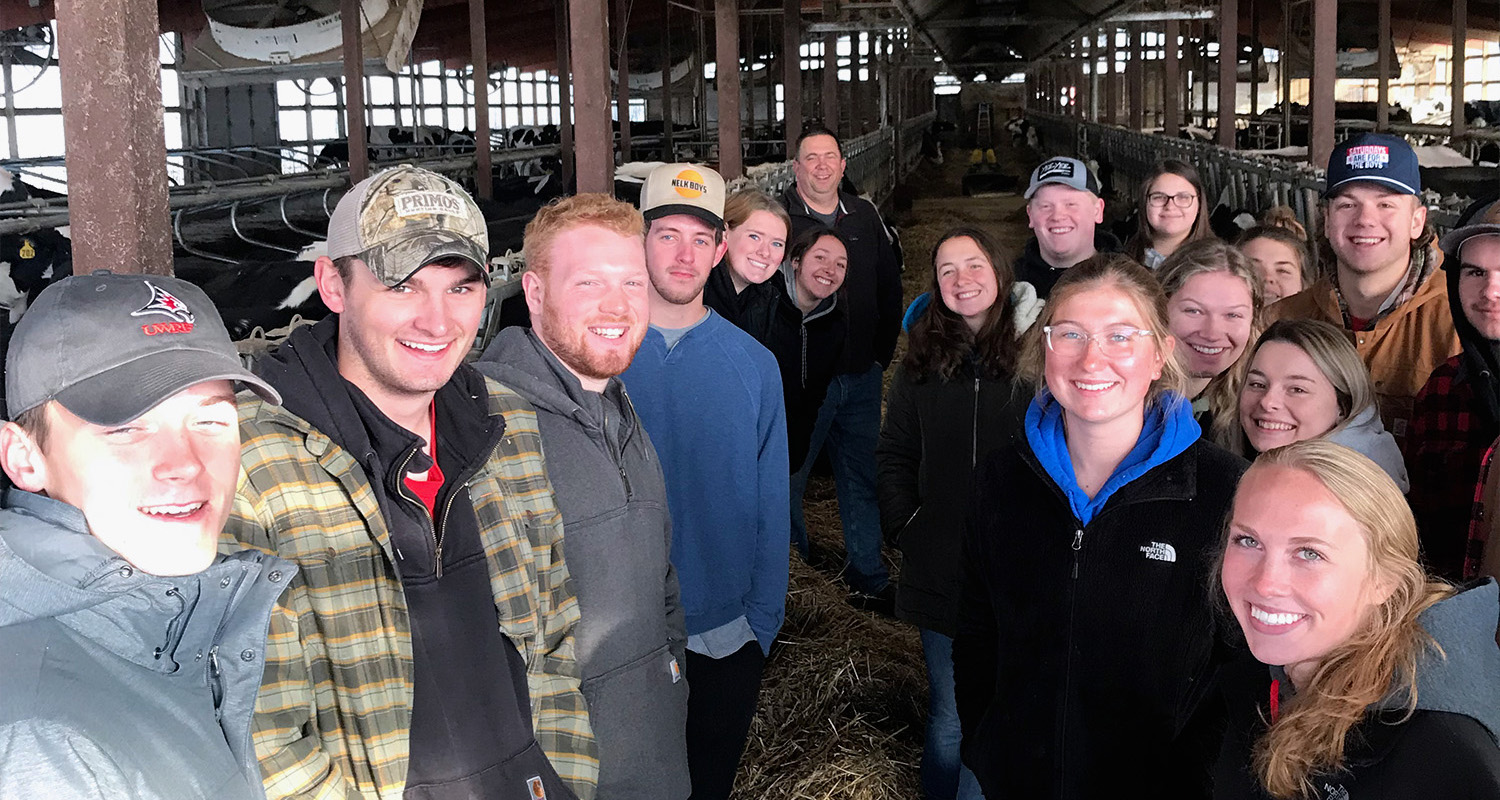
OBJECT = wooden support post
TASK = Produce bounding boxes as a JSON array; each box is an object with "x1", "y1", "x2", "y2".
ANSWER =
[
  {"x1": 1105, "y1": 26, "x2": 1117, "y2": 125},
  {"x1": 1376, "y1": 0, "x2": 1390, "y2": 130},
  {"x1": 469, "y1": 0, "x2": 492, "y2": 199},
  {"x1": 1280, "y1": 2, "x2": 1292, "y2": 148},
  {"x1": 55, "y1": 0, "x2": 172, "y2": 274},
  {"x1": 1453, "y1": 0, "x2": 1467, "y2": 140},
  {"x1": 1249, "y1": 0, "x2": 1260, "y2": 116},
  {"x1": 715, "y1": 0, "x2": 742, "y2": 178},
  {"x1": 1164, "y1": 19, "x2": 1180, "y2": 136},
  {"x1": 340, "y1": 0, "x2": 368, "y2": 182},
  {"x1": 1310, "y1": 0, "x2": 1336, "y2": 168},
  {"x1": 663, "y1": 7, "x2": 675, "y2": 157},
  {"x1": 783, "y1": 0, "x2": 802, "y2": 154},
  {"x1": 1218, "y1": 0, "x2": 1238, "y2": 147},
  {"x1": 570, "y1": 0, "x2": 612, "y2": 193},
  {"x1": 556, "y1": 4, "x2": 575, "y2": 187},
  {"x1": 823, "y1": 31, "x2": 839, "y2": 133},
  {"x1": 616, "y1": 0, "x2": 632, "y2": 161},
  {"x1": 1129, "y1": 24, "x2": 1144, "y2": 130}
]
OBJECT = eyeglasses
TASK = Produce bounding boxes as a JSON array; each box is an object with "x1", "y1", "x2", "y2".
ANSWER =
[
  {"x1": 1147, "y1": 192, "x2": 1198, "y2": 209},
  {"x1": 1043, "y1": 324, "x2": 1155, "y2": 358}
]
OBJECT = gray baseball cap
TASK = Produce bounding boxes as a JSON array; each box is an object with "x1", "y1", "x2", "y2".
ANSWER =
[
  {"x1": 6, "y1": 270, "x2": 280, "y2": 426},
  {"x1": 1440, "y1": 199, "x2": 1500, "y2": 262},
  {"x1": 326, "y1": 165, "x2": 489, "y2": 287},
  {"x1": 1024, "y1": 157, "x2": 1101, "y2": 199}
]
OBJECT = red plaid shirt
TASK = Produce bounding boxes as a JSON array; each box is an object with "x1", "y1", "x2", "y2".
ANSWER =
[{"x1": 1407, "y1": 355, "x2": 1499, "y2": 579}]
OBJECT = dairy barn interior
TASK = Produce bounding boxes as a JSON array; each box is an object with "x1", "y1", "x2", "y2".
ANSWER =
[{"x1": 0, "y1": 0, "x2": 1498, "y2": 796}]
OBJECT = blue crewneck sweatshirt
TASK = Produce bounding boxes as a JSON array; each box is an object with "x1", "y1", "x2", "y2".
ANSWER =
[{"x1": 1025, "y1": 391, "x2": 1201, "y2": 525}]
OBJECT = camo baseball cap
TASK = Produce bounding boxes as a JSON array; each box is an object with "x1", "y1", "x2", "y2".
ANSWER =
[
  {"x1": 325, "y1": 165, "x2": 489, "y2": 286},
  {"x1": 6, "y1": 270, "x2": 280, "y2": 426}
]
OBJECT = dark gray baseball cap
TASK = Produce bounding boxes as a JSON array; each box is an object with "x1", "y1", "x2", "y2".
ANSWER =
[{"x1": 6, "y1": 270, "x2": 281, "y2": 426}]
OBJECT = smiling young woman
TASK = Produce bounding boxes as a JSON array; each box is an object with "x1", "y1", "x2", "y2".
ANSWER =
[
  {"x1": 1125, "y1": 160, "x2": 1214, "y2": 269},
  {"x1": 953, "y1": 254, "x2": 1248, "y2": 799},
  {"x1": 1214, "y1": 439, "x2": 1500, "y2": 800}
]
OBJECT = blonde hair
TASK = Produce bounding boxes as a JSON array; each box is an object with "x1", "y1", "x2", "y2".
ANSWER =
[
  {"x1": 1221, "y1": 440, "x2": 1452, "y2": 799},
  {"x1": 723, "y1": 188, "x2": 792, "y2": 236},
  {"x1": 1157, "y1": 239, "x2": 1266, "y2": 448},
  {"x1": 1229, "y1": 319, "x2": 1378, "y2": 457},
  {"x1": 1017, "y1": 253, "x2": 1187, "y2": 404},
  {"x1": 523, "y1": 193, "x2": 644, "y2": 276},
  {"x1": 1260, "y1": 205, "x2": 1308, "y2": 240}
]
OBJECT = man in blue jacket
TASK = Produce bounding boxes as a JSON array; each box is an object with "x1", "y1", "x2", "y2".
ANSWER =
[
  {"x1": 0, "y1": 271, "x2": 292, "y2": 799},
  {"x1": 621, "y1": 163, "x2": 790, "y2": 800}
]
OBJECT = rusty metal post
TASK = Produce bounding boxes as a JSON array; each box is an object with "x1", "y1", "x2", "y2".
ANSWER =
[
  {"x1": 340, "y1": 0, "x2": 368, "y2": 182},
  {"x1": 1164, "y1": 19, "x2": 1180, "y2": 136},
  {"x1": 1250, "y1": 0, "x2": 1260, "y2": 116},
  {"x1": 715, "y1": 0, "x2": 742, "y2": 178},
  {"x1": 1453, "y1": 0, "x2": 1467, "y2": 140},
  {"x1": 783, "y1": 0, "x2": 802, "y2": 153},
  {"x1": 617, "y1": 0, "x2": 632, "y2": 161},
  {"x1": 1129, "y1": 24, "x2": 1144, "y2": 130},
  {"x1": 1310, "y1": 0, "x2": 1336, "y2": 168},
  {"x1": 1218, "y1": 0, "x2": 1238, "y2": 147},
  {"x1": 469, "y1": 0, "x2": 492, "y2": 199},
  {"x1": 1280, "y1": 2, "x2": 1292, "y2": 148},
  {"x1": 55, "y1": 0, "x2": 172, "y2": 274},
  {"x1": 1376, "y1": 0, "x2": 1390, "y2": 130},
  {"x1": 570, "y1": 0, "x2": 613, "y2": 193},
  {"x1": 1105, "y1": 26, "x2": 1117, "y2": 125},
  {"x1": 556, "y1": 4, "x2": 575, "y2": 187}
]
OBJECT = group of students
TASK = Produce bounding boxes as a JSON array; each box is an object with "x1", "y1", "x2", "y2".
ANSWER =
[
  {"x1": 4, "y1": 120, "x2": 1500, "y2": 800},
  {"x1": 0, "y1": 128, "x2": 905, "y2": 800},
  {"x1": 882, "y1": 131, "x2": 1500, "y2": 800}
]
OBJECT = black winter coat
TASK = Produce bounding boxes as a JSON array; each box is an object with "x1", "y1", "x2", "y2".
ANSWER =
[
  {"x1": 875, "y1": 359, "x2": 1028, "y2": 636},
  {"x1": 1013, "y1": 229, "x2": 1123, "y2": 299},
  {"x1": 763, "y1": 270, "x2": 846, "y2": 472},
  {"x1": 781, "y1": 185, "x2": 903, "y2": 373},
  {"x1": 954, "y1": 436, "x2": 1247, "y2": 800},
  {"x1": 703, "y1": 260, "x2": 778, "y2": 341}
]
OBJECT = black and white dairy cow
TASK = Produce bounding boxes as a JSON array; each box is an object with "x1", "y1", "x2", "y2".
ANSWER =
[
  {"x1": 315, "y1": 125, "x2": 478, "y2": 167},
  {"x1": 0, "y1": 168, "x2": 72, "y2": 321}
]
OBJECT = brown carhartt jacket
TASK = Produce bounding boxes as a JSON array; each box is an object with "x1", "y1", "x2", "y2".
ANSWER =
[{"x1": 1269, "y1": 255, "x2": 1459, "y2": 442}]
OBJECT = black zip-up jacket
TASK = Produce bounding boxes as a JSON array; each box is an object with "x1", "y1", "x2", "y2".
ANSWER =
[
  {"x1": 703, "y1": 260, "x2": 779, "y2": 342},
  {"x1": 763, "y1": 265, "x2": 847, "y2": 471},
  {"x1": 954, "y1": 436, "x2": 1246, "y2": 800},
  {"x1": 1213, "y1": 581, "x2": 1500, "y2": 800},
  {"x1": 875, "y1": 359, "x2": 1028, "y2": 637},
  {"x1": 257, "y1": 317, "x2": 575, "y2": 800},
  {"x1": 781, "y1": 184, "x2": 903, "y2": 373},
  {"x1": 1013, "y1": 229, "x2": 1123, "y2": 299}
]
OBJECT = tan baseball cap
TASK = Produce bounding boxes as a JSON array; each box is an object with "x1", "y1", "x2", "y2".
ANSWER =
[
  {"x1": 325, "y1": 165, "x2": 489, "y2": 286},
  {"x1": 640, "y1": 163, "x2": 726, "y2": 230}
]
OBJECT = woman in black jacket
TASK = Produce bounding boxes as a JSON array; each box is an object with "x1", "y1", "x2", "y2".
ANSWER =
[
  {"x1": 1215, "y1": 439, "x2": 1500, "y2": 799},
  {"x1": 877, "y1": 226, "x2": 1028, "y2": 800},
  {"x1": 704, "y1": 188, "x2": 791, "y2": 339},
  {"x1": 764, "y1": 227, "x2": 850, "y2": 491},
  {"x1": 954, "y1": 254, "x2": 1248, "y2": 800}
]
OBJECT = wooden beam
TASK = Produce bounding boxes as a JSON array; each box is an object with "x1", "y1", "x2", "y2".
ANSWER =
[
  {"x1": 663, "y1": 7, "x2": 675, "y2": 156},
  {"x1": 1377, "y1": 0, "x2": 1390, "y2": 130},
  {"x1": 55, "y1": 0, "x2": 171, "y2": 274},
  {"x1": 1105, "y1": 26, "x2": 1117, "y2": 125},
  {"x1": 783, "y1": 0, "x2": 803, "y2": 153},
  {"x1": 1310, "y1": 0, "x2": 1336, "y2": 168},
  {"x1": 570, "y1": 0, "x2": 612, "y2": 193},
  {"x1": 617, "y1": 0, "x2": 632, "y2": 160},
  {"x1": 1217, "y1": 0, "x2": 1237, "y2": 147},
  {"x1": 341, "y1": 0, "x2": 368, "y2": 182},
  {"x1": 1164, "y1": 19, "x2": 1180, "y2": 136},
  {"x1": 822, "y1": 30, "x2": 839, "y2": 134},
  {"x1": 470, "y1": 0, "x2": 492, "y2": 199},
  {"x1": 716, "y1": 0, "x2": 743, "y2": 177},
  {"x1": 555, "y1": 4, "x2": 575, "y2": 188},
  {"x1": 1129, "y1": 24, "x2": 1144, "y2": 130},
  {"x1": 1454, "y1": 0, "x2": 1467, "y2": 139}
]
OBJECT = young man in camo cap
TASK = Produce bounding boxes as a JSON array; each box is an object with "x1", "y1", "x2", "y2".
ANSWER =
[
  {"x1": 223, "y1": 165, "x2": 596, "y2": 799},
  {"x1": 0, "y1": 270, "x2": 293, "y2": 798}
]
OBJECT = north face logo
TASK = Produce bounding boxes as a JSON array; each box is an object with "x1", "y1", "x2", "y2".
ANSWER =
[{"x1": 1140, "y1": 541, "x2": 1177, "y2": 563}]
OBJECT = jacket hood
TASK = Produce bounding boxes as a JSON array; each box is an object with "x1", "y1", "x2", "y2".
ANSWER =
[
  {"x1": 1325, "y1": 406, "x2": 1411, "y2": 492},
  {"x1": 1406, "y1": 580, "x2": 1500, "y2": 741},
  {"x1": 1443, "y1": 215, "x2": 1500, "y2": 427},
  {"x1": 0, "y1": 489, "x2": 295, "y2": 671},
  {"x1": 478, "y1": 327, "x2": 621, "y2": 423},
  {"x1": 778, "y1": 259, "x2": 838, "y2": 322},
  {"x1": 901, "y1": 282, "x2": 1044, "y2": 335}
]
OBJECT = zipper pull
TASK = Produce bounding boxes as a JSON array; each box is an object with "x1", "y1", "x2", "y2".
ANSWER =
[{"x1": 1071, "y1": 529, "x2": 1083, "y2": 551}]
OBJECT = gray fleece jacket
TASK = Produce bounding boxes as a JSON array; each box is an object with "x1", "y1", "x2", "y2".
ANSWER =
[
  {"x1": 477, "y1": 327, "x2": 691, "y2": 800},
  {"x1": 0, "y1": 489, "x2": 295, "y2": 800},
  {"x1": 1326, "y1": 405, "x2": 1411, "y2": 493}
]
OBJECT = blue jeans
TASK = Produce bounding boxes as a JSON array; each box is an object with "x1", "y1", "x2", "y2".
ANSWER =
[
  {"x1": 789, "y1": 363, "x2": 889, "y2": 594},
  {"x1": 920, "y1": 629, "x2": 984, "y2": 800}
]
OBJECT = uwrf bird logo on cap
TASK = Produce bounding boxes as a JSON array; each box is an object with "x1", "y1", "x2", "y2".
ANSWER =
[{"x1": 131, "y1": 280, "x2": 196, "y2": 335}]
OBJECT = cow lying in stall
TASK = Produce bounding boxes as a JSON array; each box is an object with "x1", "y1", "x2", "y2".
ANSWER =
[{"x1": 314, "y1": 125, "x2": 479, "y2": 167}]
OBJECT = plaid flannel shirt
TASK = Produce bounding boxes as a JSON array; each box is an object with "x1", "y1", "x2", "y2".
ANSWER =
[
  {"x1": 223, "y1": 379, "x2": 597, "y2": 800},
  {"x1": 1406, "y1": 355, "x2": 1498, "y2": 580}
]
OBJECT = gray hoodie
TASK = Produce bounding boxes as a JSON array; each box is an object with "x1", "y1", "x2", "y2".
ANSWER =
[
  {"x1": 477, "y1": 327, "x2": 690, "y2": 800},
  {"x1": 0, "y1": 489, "x2": 294, "y2": 800},
  {"x1": 1327, "y1": 405, "x2": 1411, "y2": 493}
]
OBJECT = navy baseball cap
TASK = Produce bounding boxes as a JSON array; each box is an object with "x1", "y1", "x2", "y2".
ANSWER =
[{"x1": 1325, "y1": 133, "x2": 1421, "y2": 197}]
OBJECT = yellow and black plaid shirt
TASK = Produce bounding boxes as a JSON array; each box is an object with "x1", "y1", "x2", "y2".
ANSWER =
[{"x1": 223, "y1": 379, "x2": 597, "y2": 800}]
